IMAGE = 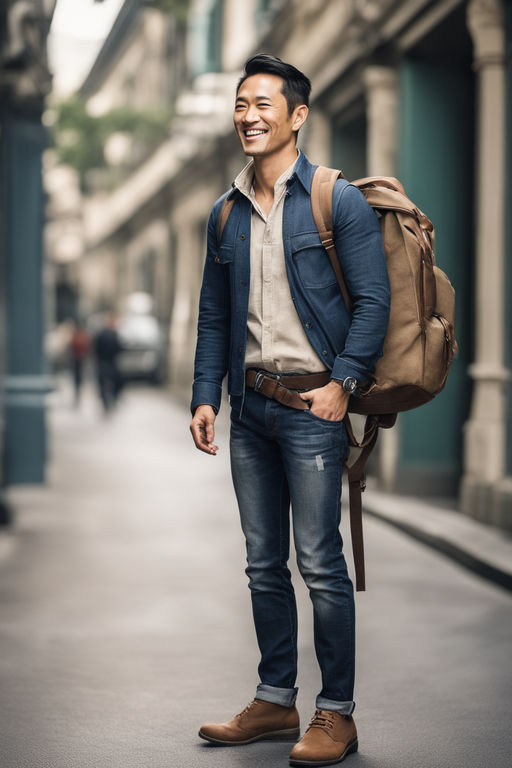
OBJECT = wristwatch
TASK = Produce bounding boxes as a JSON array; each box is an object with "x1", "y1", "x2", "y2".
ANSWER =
[{"x1": 341, "y1": 376, "x2": 358, "y2": 394}]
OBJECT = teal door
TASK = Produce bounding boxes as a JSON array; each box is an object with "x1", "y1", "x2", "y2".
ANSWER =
[{"x1": 397, "y1": 58, "x2": 474, "y2": 495}]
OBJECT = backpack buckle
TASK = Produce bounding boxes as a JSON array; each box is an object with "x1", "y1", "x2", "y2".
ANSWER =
[{"x1": 321, "y1": 236, "x2": 335, "y2": 252}]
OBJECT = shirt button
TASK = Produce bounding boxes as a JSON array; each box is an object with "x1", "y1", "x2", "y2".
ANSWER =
[
  {"x1": 305, "y1": 322, "x2": 312, "y2": 329},
  {"x1": 214, "y1": 256, "x2": 220, "y2": 263},
  {"x1": 240, "y1": 234, "x2": 246, "y2": 240},
  {"x1": 322, "y1": 350, "x2": 328, "y2": 356}
]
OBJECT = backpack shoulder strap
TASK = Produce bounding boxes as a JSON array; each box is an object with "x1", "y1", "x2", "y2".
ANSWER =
[
  {"x1": 311, "y1": 166, "x2": 353, "y2": 313},
  {"x1": 217, "y1": 196, "x2": 235, "y2": 246}
]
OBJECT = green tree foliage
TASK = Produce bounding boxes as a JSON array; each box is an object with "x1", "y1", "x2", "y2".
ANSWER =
[
  {"x1": 144, "y1": 0, "x2": 189, "y2": 24},
  {"x1": 50, "y1": 97, "x2": 173, "y2": 185}
]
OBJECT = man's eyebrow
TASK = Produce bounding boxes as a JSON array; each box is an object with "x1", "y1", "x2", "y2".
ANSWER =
[{"x1": 235, "y1": 94, "x2": 273, "y2": 102}]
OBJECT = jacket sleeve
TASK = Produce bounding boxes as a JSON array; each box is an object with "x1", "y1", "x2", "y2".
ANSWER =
[
  {"x1": 190, "y1": 206, "x2": 231, "y2": 415},
  {"x1": 330, "y1": 182, "x2": 390, "y2": 388}
]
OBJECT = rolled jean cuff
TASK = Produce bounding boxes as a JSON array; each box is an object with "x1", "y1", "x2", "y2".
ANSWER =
[
  {"x1": 256, "y1": 683, "x2": 298, "y2": 708},
  {"x1": 315, "y1": 695, "x2": 355, "y2": 715}
]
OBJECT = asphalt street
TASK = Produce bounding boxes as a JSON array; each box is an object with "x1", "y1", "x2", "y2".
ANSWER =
[{"x1": 0, "y1": 381, "x2": 511, "y2": 768}]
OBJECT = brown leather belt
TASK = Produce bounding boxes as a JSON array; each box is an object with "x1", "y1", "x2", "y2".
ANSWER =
[{"x1": 245, "y1": 369, "x2": 331, "y2": 410}]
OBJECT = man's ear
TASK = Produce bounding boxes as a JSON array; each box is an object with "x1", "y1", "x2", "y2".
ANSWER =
[{"x1": 292, "y1": 104, "x2": 308, "y2": 132}]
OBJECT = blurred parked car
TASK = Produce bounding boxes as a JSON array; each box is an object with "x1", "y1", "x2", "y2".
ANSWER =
[{"x1": 117, "y1": 312, "x2": 167, "y2": 384}]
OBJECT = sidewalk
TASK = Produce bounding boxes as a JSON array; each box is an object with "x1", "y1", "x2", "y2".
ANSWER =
[
  {"x1": 362, "y1": 487, "x2": 512, "y2": 593},
  {"x1": 0, "y1": 380, "x2": 511, "y2": 768}
]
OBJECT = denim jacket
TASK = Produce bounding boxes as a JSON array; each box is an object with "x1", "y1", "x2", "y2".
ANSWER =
[{"x1": 191, "y1": 152, "x2": 390, "y2": 414}]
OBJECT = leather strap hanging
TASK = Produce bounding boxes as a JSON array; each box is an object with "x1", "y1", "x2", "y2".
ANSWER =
[{"x1": 344, "y1": 413, "x2": 396, "y2": 591}]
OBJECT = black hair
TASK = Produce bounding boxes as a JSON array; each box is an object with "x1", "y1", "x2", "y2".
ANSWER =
[{"x1": 237, "y1": 54, "x2": 311, "y2": 115}]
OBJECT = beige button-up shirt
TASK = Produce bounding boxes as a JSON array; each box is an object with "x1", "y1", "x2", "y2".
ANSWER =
[{"x1": 233, "y1": 154, "x2": 326, "y2": 374}]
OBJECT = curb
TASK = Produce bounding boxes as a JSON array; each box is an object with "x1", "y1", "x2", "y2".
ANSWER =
[{"x1": 362, "y1": 490, "x2": 512, "y2": 594}]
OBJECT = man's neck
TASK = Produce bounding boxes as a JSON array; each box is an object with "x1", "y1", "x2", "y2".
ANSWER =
[{"x1": 252, "y1": 147, "x2": 299, "y2": 200}]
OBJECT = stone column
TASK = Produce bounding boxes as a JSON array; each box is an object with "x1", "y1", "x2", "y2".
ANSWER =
[
  {"x1": 364, "y1": 67, "x2": 398, "y2": 180},
  {"x1": 461, "y1": 0, "x2": 510, "y2": 522},
  {"x1": 0, "y1": 1, "x2": 56, "y2": 484},
  {"x1": 363, "y1": 65, "x2": 399, "y2": 491},
  {"x1": 222, "y1": 0, "x2": 257, "y2": 72},
  {"x1": 306, "y1": 107, "x2": 332, "y2": 168}
]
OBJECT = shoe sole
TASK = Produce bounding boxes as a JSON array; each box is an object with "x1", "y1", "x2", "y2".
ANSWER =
[
  {"x1": 198, "y1": 726, "x2": 301, "y2": 746},
  {"x1": 289, "y1": 737, "x2": 358, "y2": 766}
]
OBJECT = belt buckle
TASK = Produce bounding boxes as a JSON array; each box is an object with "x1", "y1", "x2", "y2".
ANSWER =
[
  {"x1": 253, "y1": 370, "x2": 280, "y2": 393},
  {"x1": 254, "y1": 371, "x2": 265, "y2": 392}
]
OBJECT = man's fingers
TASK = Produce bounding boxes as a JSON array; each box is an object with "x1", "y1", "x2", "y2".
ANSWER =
[
  {"x1": 190, "y1": 418, "x2": 218, "y2": 455},
  {"x1": 298, "y1": 388, "x2": 316, "y2": 402},
  {"x1": 205, "y1": 421, "x2": 215, "y2": 444}
]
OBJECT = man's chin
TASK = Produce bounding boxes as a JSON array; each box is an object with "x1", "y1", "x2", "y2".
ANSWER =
[{"x1": 241, "y1": 144, "x2": 267, "y2": 157}]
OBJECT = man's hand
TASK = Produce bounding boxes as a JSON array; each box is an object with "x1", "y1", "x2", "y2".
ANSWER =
[
  {"x1": 190, "y1": 405, "x2": 219, "y2": 455},
  {"x1": 298, "y1": 380, "x2": 350, "y2": 422}
]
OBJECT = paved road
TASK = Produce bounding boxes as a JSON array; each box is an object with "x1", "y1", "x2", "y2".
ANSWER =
[{"x1": 1, "y1": 382, "x2": 511, "y2": 768}]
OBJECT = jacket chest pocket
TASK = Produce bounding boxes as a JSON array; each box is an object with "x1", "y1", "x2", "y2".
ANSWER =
[{"x1": 290, "y1": 231, "x2": 338, "y2": 289}]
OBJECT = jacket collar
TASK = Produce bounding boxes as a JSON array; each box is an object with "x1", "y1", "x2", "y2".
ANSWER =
[{"x1": 287, "y1": 150, "x2": 315, "y2": 195}]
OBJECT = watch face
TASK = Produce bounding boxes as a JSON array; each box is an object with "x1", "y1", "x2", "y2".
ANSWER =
[{"x1": 343, "y1": 377, "x2": 357, "y2": 393}]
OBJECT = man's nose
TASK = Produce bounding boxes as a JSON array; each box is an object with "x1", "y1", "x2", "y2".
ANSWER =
[{"x1": 244, "y1": 105, "x2": 260, "y2": 122}]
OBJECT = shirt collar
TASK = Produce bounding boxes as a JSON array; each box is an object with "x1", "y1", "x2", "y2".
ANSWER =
[{"x1": 233, "y1": 151, "x2": 301, "y2": 200}]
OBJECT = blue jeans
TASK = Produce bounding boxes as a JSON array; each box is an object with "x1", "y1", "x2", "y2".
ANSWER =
[{"x1": 229, "y1": 388, "x2": 355, "y2": 715}]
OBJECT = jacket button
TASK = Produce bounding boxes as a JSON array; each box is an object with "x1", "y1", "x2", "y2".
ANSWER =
[
  {"x1": 214, "y1": 256, "x2": 220, "y2": 263},
  {"x1": 305, "y1": 322, "x2": 312, "y2": 329},
  {"x1": 240, "y1": 234, "x2": 246, "y2": 240},
  {"x1": 322, "y1": 350, "x2": 327, "y2": 355}
]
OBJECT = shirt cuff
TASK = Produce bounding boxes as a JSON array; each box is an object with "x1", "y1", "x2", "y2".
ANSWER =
[
  {"x1": 330, "y1": 359, "x2": 369, "y2": 398},
  {"x1": 191, "y1": 380, "x2": 222, "y2": 415}
]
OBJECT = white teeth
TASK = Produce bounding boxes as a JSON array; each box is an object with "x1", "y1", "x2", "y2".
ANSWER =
[{"x1": 245, "y1": 129, "x2": 266, "y2": 136}]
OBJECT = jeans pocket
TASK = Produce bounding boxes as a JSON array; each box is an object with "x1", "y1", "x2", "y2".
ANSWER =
[{"x1": 304, "y1": 408, "x2": 344, "y2": 426}]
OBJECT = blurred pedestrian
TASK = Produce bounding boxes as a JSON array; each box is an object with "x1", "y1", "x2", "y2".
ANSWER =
[
  {"x1": 190, "y1": 55, "x2": 390, "y2": 765},
  {"x1": 93, "y1": 312, "x2": 124, "y2": 413},
  {"x1": 69, "y1": 321, "x2": 91, "y2": 407}
]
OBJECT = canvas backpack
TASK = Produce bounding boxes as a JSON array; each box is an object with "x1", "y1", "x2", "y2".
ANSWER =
[{"x1": 217, "y1": 166, "x2": 457, "y2": 590}]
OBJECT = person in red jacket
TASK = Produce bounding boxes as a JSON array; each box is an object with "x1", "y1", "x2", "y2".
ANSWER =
[{"x1": 69, "y1": 321, "x2": 91, "y2": 407}]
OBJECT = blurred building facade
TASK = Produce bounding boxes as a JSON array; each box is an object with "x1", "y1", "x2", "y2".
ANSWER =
[
  {"x1": 51, "y1": 0, "x2": 512, "y2": 530},
  {"x1": 1, "y1": 0, "x2": 56, "y2": 489}
]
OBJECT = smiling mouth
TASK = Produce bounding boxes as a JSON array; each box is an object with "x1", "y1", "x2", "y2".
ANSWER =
[{"x1": 244, "y1": 129, "x2": 268, "y2": 137}]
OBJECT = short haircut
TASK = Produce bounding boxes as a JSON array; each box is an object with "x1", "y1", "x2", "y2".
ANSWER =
[{"x1": 237, "y1": 54, "x2": 311, "y2": 115}]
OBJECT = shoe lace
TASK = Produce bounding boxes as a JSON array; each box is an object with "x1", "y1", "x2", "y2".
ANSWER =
[
  {"x1": 236, "y1": 699, "x2": 261, "y2": 719},
  {"x1": 307, "y1": 709, "x2": 337, "y2": 732}
]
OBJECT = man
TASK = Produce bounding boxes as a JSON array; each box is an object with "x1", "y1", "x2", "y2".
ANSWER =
[
  {"x1": 93, "y1": 312, "x2": 124, "y2": 413},
  {"x1": 190, "y1": 54, "x2": 390, "y2": 766}
]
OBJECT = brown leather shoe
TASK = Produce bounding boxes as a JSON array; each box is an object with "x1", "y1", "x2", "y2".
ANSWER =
[
  {"x1": 289, "y1": 709, "x2": 358, "y2": 766},
  {"x1": 199, "y1": 698, "x2": 300, "y2": 745}
]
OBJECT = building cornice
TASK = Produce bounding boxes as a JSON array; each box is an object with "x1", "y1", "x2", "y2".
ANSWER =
[
  {"x1": 310, "y1": 0, "x2": 466, "y2": 103},
  {"x1": 79, "y1": 0, "x2": 141, "y2": 98}
]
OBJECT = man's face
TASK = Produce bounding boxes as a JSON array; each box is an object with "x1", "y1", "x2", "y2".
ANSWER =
[{"x1": 234, "y1": 73, "x2": 307, "y2": 158}]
